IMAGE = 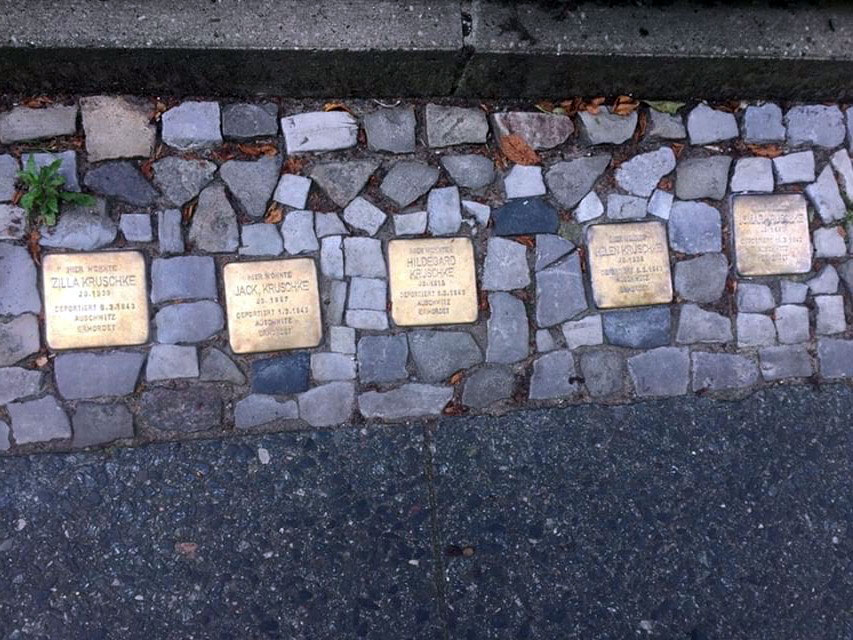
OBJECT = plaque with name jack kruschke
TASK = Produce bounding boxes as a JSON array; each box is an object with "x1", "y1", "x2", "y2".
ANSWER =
[{"x1": 732, "y1": 194, "x2": 812, "y2": 276}]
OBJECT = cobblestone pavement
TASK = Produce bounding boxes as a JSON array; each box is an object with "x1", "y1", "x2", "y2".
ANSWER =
[
  {"x1": 0, "y1": 385, "x2": 850, "y2": 639},
  {"x1": 1, "y1": 97, "x2": 853, "y2": 453}
]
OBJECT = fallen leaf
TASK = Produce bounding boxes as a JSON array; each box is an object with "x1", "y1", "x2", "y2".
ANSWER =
[
  {"x1": 513, "y1": 290, "x2": 532, "y2": 303},
  {"x1": 658, "y1": 176, "x2": 674, "y2": 191},
  {"x1": 175, "y1": 542, "x2": 198, "y2": 559},
  {"x1": 633, "y1": 110, "x2": 648, "y2": 143},
  {"x1": 182, "y1": 201, "x2": 197, "y2": 224},
  {"x1": 611, "y1": 95, "x2": 639, "y2": 116},
  {"x1": 645, "y1": 100, "x2": 685, "y2": 115},
  {"x1": 209, "y1": 145, "x2": 237, "y2": 163},
  {"x1": 478, "y1": 290, "x2": 489, "y2": 312},
  {"x1": 535, "y1": 101, "x2": 555, "y2": 114},
  {"x1": 11, "y1": 189, "x2": 22, "y2": 206},
  {"x1": 449, "y1": 371, "x2": 465, "y2": 386},
  {"x1": 26, "y1": 229, "x2": 41, "y2": 265},
  {"x1": 35, "y1": 354, "x2": 49, "y2": 368},
  {"x1": 323, "y1": 102, "x2": 353, "y2": 115},
  {"x1": 671, "y1": 143, "x2": 685, "y2": 158},
  {"x1": 745, "y1": 144, "x2": 784, "y2": 159},
  {"x1": 282, "y1": 156, "x2": 307, "y2": 174},
  {"x1": 583, "y1": 97, "x2": 607, "y2": 114},
  {"x1": 442, "y1": 401, "x2": 466, "y2": 416},
  {"x1": 514, "y1": 235, "x2": 535, "y2": 248},
  {"x1": 264, "y1": 204, "x2": 284, "y2": 224},
  {"x1": 21, "y1": 96, "x2": 54, "y2": 109},
  {"x1": 237, "y1": 143, "x2": 278, "y2": 157},
  {"x1": 499, "y1": 134, "x2": 540, "y2": 166},
  {"x1": 714, "y1": 100, "x2": 743, "y2": 113},
  {"x1": 140, "y1": 159, "x2": 154, "y2": 180}
]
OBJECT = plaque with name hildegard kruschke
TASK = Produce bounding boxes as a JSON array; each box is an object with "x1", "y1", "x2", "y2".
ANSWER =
[
  {"x1": 223, "y1": 258, "x2": 322, "y2": 354},
  {"x1": 43, "y1": 251, "x2": 149, "y2": 349},
  {"x1": 732, "y1": 194, "x2": 812, "y2": 276},
  {"x1": 388, "y1": 237, "x2": 478, "y2": 326},
  {"x1": 587, "y1": 221, "x2": 673, "y2": 309}
]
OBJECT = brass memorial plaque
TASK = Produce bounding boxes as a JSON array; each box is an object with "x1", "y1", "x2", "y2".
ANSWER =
[
  {"x1": 732, "y1": 194, "x2": 812, "y2": 276},
  {"x1": 587, "y1": 221, "x2": 673, "y2": 309},
  {"x1": 388, "y1": 237, "x2": 478, "y2": 326},
  {"x1": 43, "y1": 251, "x2": 149, "y2": 349},
  {"x1": 223, "y1": 258, "x2": 322, "y2": 354}
]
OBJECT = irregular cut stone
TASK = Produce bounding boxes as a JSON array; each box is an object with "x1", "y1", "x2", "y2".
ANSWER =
[
  {"x1": 781, "y1": 280, "x2": 809, "y2": 304},
  {"x1": 220, "y1": 155, "x2": 281, "y2": 218},
  {"x1": 152, "y1": 157, "x2": 217, "y2": 207},
  {"x1": 575, "y1": 191, "x2": 604, "y2": 222},
  {"x1": 535, "y1": 234, "x2": 574, "y2": 270},
  {"x1": 536, "y1": 254, "x2": 587, "y2": 327},
  {"x1": 282, "y1": 111, "x2": 358, "y2": 153},
  {"x1": 344, "y1": 197, "x2": 386, "y2": 235},
  {"x1": 603, "y1": 307, "x2": 671, "y2": 348},
  {"x1": 737, "y1": 283, "x2": 775, "y2": 312},
  {"x1": 158, "y1": 209, "x2": 184, "y2": 254},
  {"x1": 348, "y1": 277, "x2": 387, "y2": 311},
  {"x1": 81, "y1": 95, "x2": 156, "y2": 162},
  {"x1": 162, "y1": 101, "x2": 222, "y2": 150},
  {"x1": 239, "y1": 223, "x2": 284, "y2": 256},
  {"x1": 393, "y1": 211, "x2": 427, "y2": 235},
  {"x1": 462, "y1": 366, "x2": 515, "y2": 408},
  {"x1": 311, "y1": 160, "x2": 379, "y2": 207},
  {"x1": 615, "y1": 147, "x2": 676, "y2": 197},
  {"x1": 0, "y1": 154, "x2": 19, "y2": 201},
  {"x1": 146, "y1": 344, "x2": 199, "y2": 381},
  {"x1": 71, "y1": 402, "x2": 134, "y2": 448},
  {"x1": 344, "y1": 237, "x2": 385, "y2": 278},
  {"x1": 486, "y1": 292, "x2": 529, "y2": 364},
  {"x1": 490, "y1": 111, "x2": 574, "y2": 149},
  {"x1": 282, "y1": 210, "x2": 318, "y2": 255},
  {"x1": 462, "y1": 200, "x2": 490, "y2": 225},
  {"x1": 119, "y1": 213, "x2": 153, "y2": 242},
  {"x1": 221, "y1": 102, "x2": 278, "y2": 139},
  {"x1": 0, "y1": 104, "x2": 78, "y2": 143},
  {"x1": 427, "y1": 186, "x2": 461, "y2": 235},
  {"x1": 773, "y1": 151, "x2": 815, "y2": 184},
  {"x1": 686, "y1": 104, "x2": 738, "y2": 144},
  {"x1": 380, "y1": 161, "x2": 440, "y2": 208},
  {"x1": 0, "y1": 204, "x2": 25, "y2": 240},
  {"x1": 818, "y1": 338, "x2": 853, "y2": 378},
  {"x1": 674, "y1": 253, "x2": 728, "y2": 303},
  {"x1": 841, "y1": 261, "x2": 853, "y2": 296},
  {"x1": 562, "y1": 314, "x2": 603, "y2": 349},
  {"x1": 346, "y1": 310, "x2": 388, "y2": 331},
  {"x1": 0, "y1": 314, "x2": 40, "y2": 366},
  {"x1": 647, "y1": 109, "x2": 686, "y2": 140},
  {"x1": 189, "y1": 184, "x2": 239, "y2": 253},
  {"x1": 667, "y1": 201, "x2": 722, "y2": 254},
  {"x1": 606, "y1": 194, "x2": 647, "y2": 220},
  {"x1": 813, "y1": 227, "x2": 846, "y2": 258},
  {"x1": 743, "y1": 103, "x2": 785, "y2": 143},
  {"x1": 0, "y1": 367, "x2": 42, "y2": 405},
  {"x1": 730, "y1": 157, "x2": 774, "y2": 193},
  {"x1": 138, "y1": 387, "x2": 222, "y2": 433},
  {"x1": 0, "y1": 245, "x2": 41, "y2": 315},
  {"x1": 546, "y1": 156, "x2": 611, "y2": 208},
  {"x1": 151, "y1": 256, "x2": 217, "y2": 303},
  {"x1": 536, "y1": 329, "x2": 556, "y2": 352},
  {"x1": 628, "y1": 347, "x2": 689, "y2": 397},
  {"x1": 298, "y1": 382, "x2": 355, "y2": 427},
  {"x1": 325, "y1": 280, "x2": 347, "y2": 325},
  {"x1": 736, "y1": 313, "x2": 776, "y2": 347},
  {"x1": 676, "y1": 304, "x2": 733, "y2": 344},
  {"x1": 785, "y1": 105, "x2": 846, "y2": 148},
  {"x1": 482, "y1": 237, "x2": 529, "y2": 291},
  {"x1": 808, "y1": 265, "x2": 838, "y2": 295},
  {"x1": 39, "y1": 199, "x2": 116, "y2": 251},
  {"x1": 235, "y1": 394, "x2": 298, "y2": 429},
  {"x1": 358, "y1": 384, "x2": 452, "y2": 420},
  {"x1": 54, "y1": 351, "x2": 145, "y2": 399},
  {"x1": 759, "y1": 345, "x2": 812, "y2": 380},
  {"x1": 806, "y1": 165, "x2": 846, "y2": 224},
  {"x1": 364, "y1": 106, "x2": 416, "y2": 153},
  {"x1": 504, "y1": 165, "x2": 546, "y2": 199},
  {"x1": 441, "y1": 154, "x2": 495, "y2": 190},
  {"x1": 357, "y1": 335, "x2": 408, "y2": 384},
  {"x1": 320, "y1": 236, "x2": 344, "y2": 279},
  {"x1": 675, "y1": 156, "x2": 732, "y2": 200},
  {"x1": 315, "y1": 212, "x2": 348, "y2": 238},
  {"x1": 408, "y1": 331, "x2": 483, "y2": 382},
  {"x1": 580, "y1": 350, "x2": 625, "y2": 397},
  {"x1": 774, "y1": 305, "x2": 810, "y2": 344},
  {"x1": 831, "y1": 149, "x2": 853, "y2": 200},
  {"x1": 273, "y1": 173, "x2": 312, "y2": 209},
  {"x1": 251, "y1": 353, "x2": 310, "y2": 394},
  {"x1": 492, "y1": 197, "x2": 558, "y2": 236},
  {"x1": 199, "y1": 348, "x2": 245, "y2": 384},
  {"x1": 425, "y1": 105, "x2": 488, "y2": 147},
  {"x1": 692, "y1": 352, "x2": 759, "y2": 392},
  {"x1": 310, "y1": 353, "x2": 356, "y2": 382},
  {"x1": 815, "y1": 295, "x2": 846, "y2": 335},
  {"x1": 84, "y1": 162, "x2": 156, "y2": 206},
  {"x1": 0, "y1": 420, "x2": 8, "y2": 451},
  {"x1": 30, "y1": 150, "x2": 79, "y2": 191},
  {"x1": 8, "y1": 396, "x2": 70, "y2": 444},
  {"x1": 577, "y1": 107, "x2": 637, "y2": 145},
  {"x1": 529, "y1": 350, "x2": 578, "y2": 400},
  {"x1": 155, "y1": 301, "x2": 224, "y2": 343},
  {"x1": 329, "y1": 326, "x2": 356, "y2": 354}
]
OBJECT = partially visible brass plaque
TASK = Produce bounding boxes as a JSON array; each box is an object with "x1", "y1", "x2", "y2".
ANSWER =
[
  {"x1": 732, "y1": 194, "x2": 811, "y2": 276},
  {"x1": 223, "y1": 258, "x2": 322, "y2": 354},
  {"x1": 587, "y1": 221, "x2": 673, "y2": 309},
  {"x1": 43, "y1": 251, "x2": 149, "y2": 349},
  {"x1": 388, "y1": 237, "x2": 477, "y2": 326}
]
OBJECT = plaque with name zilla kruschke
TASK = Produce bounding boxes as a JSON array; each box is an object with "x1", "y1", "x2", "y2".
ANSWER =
[{"x1": 732, "y1": 194, "x2": 812, "y2": 276}]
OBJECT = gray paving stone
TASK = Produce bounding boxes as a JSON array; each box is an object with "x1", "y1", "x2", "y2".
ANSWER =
[
  {"x1": 0, "y1": 244, "x2": 41, "y2": 315},
  {"x1": 234, "y1": 394, "x2": 298, "y2": 429},
  {"x1": 504, "y1": 165, "x2": 546, "y2": 199},
  {"x1": 199, "y1": 348, "x2": 245, "y2": 384},
  {"x1": 730, "y1": 157, "x2": 774, "y2": 193},
  {"x1": 536, "y1": 254, "x2": 587, "y2": 327},
  {"x1": 358, "y1": 383, "x2": 452, "y2": 420},
  {"x1": 759, "y1": 345, "x2": 813, "y2": 381},
  {"x1": 408, "y1": 330, "x2": 483, "y2": 382},
  {"x1": 146, "y1": 344, "x2": 199, "y2": 381},
  {"x1": 310, "y1": 160, "x2": 379, "y2": 207},
  {"x1": 529, "y1": 350, "x2": 578, "y2": 400},
  {"x1": 155, "y1": 301, "x2": 224, "y2": 343},
  {"x1": 220, "y1": 155, "x2": 280, "y2": 219},
  {"x1": 151, "y1": 256, "x2": 217, "y2": 303},
  {"x1": 152, "y1": 157, "x2": 217, "y2": 207},
  {"x1": 239, "y1": 223, "x2": 284, "y2": 256},
  {"x1": 490, "y1": 111, "x2": 574, "y2": 149},
  {"x1": 785, "y1": 105, "x2": 846, "y2": 148},
  {"x1": 326, "y1": 280, "x2": 347, "y2": 325},
  {"x1": 157, "y1": 208, "x2": 184, "y2": 254},
  {"x1": 691, "y1": 352, "x2": 759, "y2": 392},
  {"x1": 425, "y1": 105, "x2": 488, "y2": 147},
  {"x1": 221, "y1": 102, "x2": 278, "y2": 139},
  {"x1": 54, "y1": 351, "x2": 145, "y2": 399},
  {"x1": 646, "y1": 108, "x2": 686, "y2": 140},
  {"x1": 774, "y1": 305, "x2": 810, "y2": 344},
  {"x1": 320, "y1": 236, "x2": 344, "y2": 279},
  {"x1": 30, "y1": 150, "x2": 79, "y2": 191},
  {"x1": 344, "y1": 237, "x2": 385, "y2": 278},
  {"x1": 315, "y1": 212, "x2": 349, "y2": 238},
  {"x1": 427, "y1": 186, "x2": 461, "y2": 235},
  {"x1": 343, "y1": 197, "x2": 386, "y2": 235},
  {"x1": 667, "y1": 201, "x2": 722, "y2": 254},
  {"x1": 492, "y1": 197, "x2": 559, "y2": 236},
  {"x1": 162, "y1": 101, "x2": 222, "y2": 150},
  {"x1": 461, "y1": 366, "x2": 515, "y2": 408},
  {"x1": 329, "y1": 326, "x2": 356, "y2": 355},
  {"x1": 0, "y1": 104, "x2": 78, "y2": 143},
  {"x1": 603, "y1": 307, "x2": 671, "y2": 348},
  {"x1": 830, "y1": 149, "x2": 853, "y2": 199},
  {"x1": 393, "y1": 211, "x2": 427, "y2": 235},
  {"x1": 282, "y1": 111, "x2": 358, "y2": 153},
  {"x1": 71, "y1": 402, "x2": 134, "y2": 448},
  {"x1": 606, "y1": 194, "x2": 647, "y2": 220},
  {"x1": 0, "y1": 420, "x2": 7, "y2": 451},
  {"x1": 628, "y1": 346, "x2": 690, "y2": 397},
  {"x1": 0, "y1": 154, "x2": 19, "y2": 202},
  {"x1": 364, "y1": 106, "x2": 416, "y2": 153},
  {"x1": 579, "y1": 350, "x2": 625, "y2": 398},
  {"x1": 80, "y1": 95, "x2": 156, "y2": 162},
  {"x1": 813, "y1": 227, "x2": 846, "y2": 257},
  {"x1": 273, "y1": 173, "x2": 311, "y2": 209},
  {"x1": 535, "y1": 234, "x2": 574, "y2": 270},
  {"x1": 119, "y1": 213, "x2": 153, "y2": 242},
  {"x1": 818, "y1": 338, "x2": 853, "y2": 378},
  {"x1": 7, "y1": 396, "x2": 70, "y2": 444},
  {"x1": 380, "y1": 161, "x2": 440, "y2": 208},
  {"x1": 310, "y1": 352, "x2": 356, "y2": 382},
  {"x1": 0, "y1": 204, "x2": 25, "y2": 240},
  {"x1": 575, "y1": 191, "x2": 604, "y2": 222},
  {"x1": 483, "y1": 237, "x2": 529, "y2": 291},
  {"x1": 577, "y1": 107, "x2": 637, "y2": 145},
  {"x1": 346, "y1": 310, "x2": 388, "y2": 331},
  {"x1": 39, "y1": 199, "x2": 116, "y2": 251},
  {"x1": 675, "y1": 156, "x2": 732, "y2": 200},
  {"x1": 0, "y1": 367, "x2": 42, "y2": 405},
  {"x1": 298, "y1": 381, "x2": 355, "y2": 427},
  {"x1": 357, "y1": 335, "x2": 408, "y2": 384},
  {"x1": 546, "y1": 155, "x2": 611, "y2": 208},
  {"x1": 615, "y1": 147, "x2": 676, "y2": 197},
  {"x1": 807, "y1": 265, "x2": 839, "y2": 294},
  {"x1": 138, "y1": 387, "x2": 222, "y2": 433},
  {"x1": 840, "y1": 260, "x2": 853, "y2": 295},
  {"x1": 84, "y1": 161, "x2": 156, "y2": 206},
  {"x1": 674, "y1": 253, "x2": 728, "y2": 303},
  {"x1": 742, "y1": 103, "x2": 785, "y2": 143},
  {"x1": 562, "y1": 314, "x2": 603, "y2": 349},
  {"x1": 737, "y1": 283, "x2": 775, "y2": 312},
  {"x1": 773, "y1": 151, "x2": 815, "y2": 184},
  {"x1": 486, "y1": 292, "x2": 529, "y2": 364},
  {"x1": 676, "y1": 304, "x2": 732, "y2": 344},
  {"x1": 462, "y1": 200, "x2": 490, "y2": 225},
  {"x1": 848, "y1": 106, "x2": 853, "y2": 151},
  {"x1": 441, "y1": 154, "x2": 495, "y2": 190},
  {"x1": 815, "y1": 295, "x2": 845, "y2": 335},
  {"x1": 251, "y1": 353, "x2": 309, "y2": 394},
  {"x1": 781, "y1": 280, "x2": 809, "y2": 304},
  {"x1": 686, "y1": 104, "x2": 738, "y2": 145},
  {"x1": 348, "y1": 277, "x2": 387, "y2": 311},
  {"x1": 806, "y1": 165, "x2": 846, "y2": 224},
  {"x1": 736, "y1": 313, "x2": 776, "y2": 347},
  {"x1": 0, "y1": 314, "x2": 40, "y2": 366},
  {"x1": 281, "y1": 209, "x2": 318, "y2": 255},
  {"x1": 535, "y1": 329, "x2": 557, "y2": 352}
]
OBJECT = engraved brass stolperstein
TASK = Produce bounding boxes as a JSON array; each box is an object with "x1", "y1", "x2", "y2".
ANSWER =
[{"x1": 732, "y1": 193, "x2": 812, "y2": 276}]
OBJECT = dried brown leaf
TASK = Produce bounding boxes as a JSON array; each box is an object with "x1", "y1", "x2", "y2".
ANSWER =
[
  {"x1": 514, "y1": 235, "x2": 535, "y2": 249},
  {"x1": 671, "y1": 143, "x2": 685, "y2": 158},
  {"x1": 21, "y1": 96, "x2": 54, "y2": 109},
  {"x1": 26, "y1": 229, "x2": 41, "y2": 266},
  {"x1": 238, "y1": 143, "x2": 278, "y2": 158},
  {"x1": 140, "y1": 159, "x2": 155, "y2": 180},
  {"x1": 264, "y1": 204, "x2": 284, "y2": 224},
  {"x1": 611, "y1": 95, "x2": 639, "y2": 116},
  {"x1": 182, "y1": 201, "x2": 197, "y2": 224},
  {"x1": 35, "y1": 354, "x2": 49, "y2": 368},
  {"x1": 323, "y1": 102, "x2": 353, "y2": 115},
  {"x1": 745, "y1": 144, "x2": 784, "y2": 159},
  {"x1": 499, "y1": 134, "x2": 540, "y2": 166},
  {"x1": 442, "y1": 401, "x2": 466, "y2": 416},
  {"x1": 449, "y1": 370, "x2": 465, "y2": 386}
]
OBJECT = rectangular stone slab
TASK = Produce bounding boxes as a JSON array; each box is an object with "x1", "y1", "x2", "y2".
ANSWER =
[
  {"x1": 732, "y1": 194, "x2": 812, "y2": 276},
  {"x1": 223, "y1": 257, "x2": 322, "y2": 354},
  {"x1": 388, "y1": 237, "x2": 477, "y2": 326},
  {"x1": 587, "y1": 221, "x2": 673, "y2": 309},
  {"x1": 43, "y1": 251, "x2": 149, "y2": 349}
]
